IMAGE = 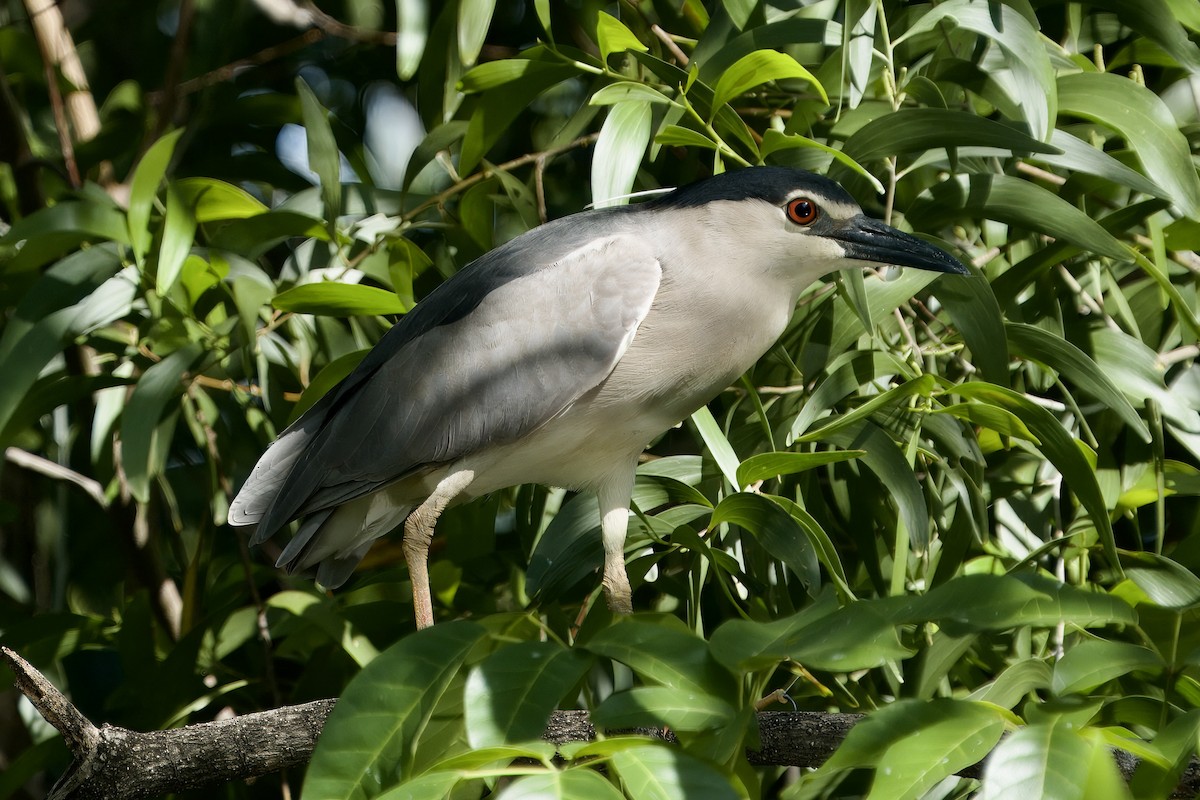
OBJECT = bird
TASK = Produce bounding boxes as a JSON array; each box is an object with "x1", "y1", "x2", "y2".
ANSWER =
[{"x1": 229, "y1": 166, "x2": 968, "y2": 629}]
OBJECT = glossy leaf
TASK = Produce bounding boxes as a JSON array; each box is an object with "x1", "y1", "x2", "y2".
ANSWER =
[
  {"x1": 1005, "y1": 323, "x2": 1150, "y2": 442},
  {"x1": 464, "y1": 643, "x2": 592, "y2": 748},
  {"x1": 591, "y1": 101, "x2": 652, "y2": 207},
  {"x1": 457, "y1": 0, "x2": 496, "y2": 67},
  {"x1": 395, "y1": 0, "x2": 429, "y2": 79},
  {"x1": 127, "y1": 129, "x2": 183, "y2": 262},
  {"x1": 907, "y1": 174, "x2": 1127, "y2": 260},
  {"x1": 120, "y1": 344, "x2": 204, "y2": 503},
  {"x1": 595, "y1": 11, "x2": 647, "y2": 63},
  {"x1": 899, "y1": 0, "x2": 1055, "y2": 137},
  {"x1": 891, "y1": 573, "x2": 1136, "y2": 635},
  {"x1": 710, "y1": 492, "x2": 820, "y2": 590},
  {"x1": 712, "y1": 49, "x2": 827, "y2": 112},
  {"x1": 1058, "y1": 71, "x2": 1200, "y2": 219},
  {"x1": 593, "y1": 686, "x2": 736, "y2": 731},
  {"x1": 610, "y1": 744, "x2": 739, "y2": 800},
  {"x1": 296, "y1": 77, "x2": 342, "y2": 223},
  {"x1": 156, "y1": 183, "x2": 197, "y2": 295},
  {"x1": 586, "y1": 618, "x2": 738, "y2": 697},
  {"x1": 272, "y1": 283, "x2": 409, "y2": 316},
  {"x1": 303, "y1": 622, "x2": 486, "y2": 799},
  {"x1": 735, "y1": 449, "x2": 864, "y2": 488},
  {"x1": 980, "y1": 723, "x2": 1129, "y2": 800},
  {"x1": 843, "y1": 109, "x2": 1059, "y2": 163},
  {"x1": 710, "y1": 597, "x2": 910, "y2": 673},
  {"x1": 1052, "y1": 640, "x2": 1164, "y2": 695}
]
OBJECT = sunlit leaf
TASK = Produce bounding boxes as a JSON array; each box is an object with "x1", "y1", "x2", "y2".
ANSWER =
[
  {"x1": 272, "y1": 283, "x2": 409, "y2": 316},
  {"x1": 303, "y1": 622, "x2": 486, "y2": 799},
  {"x1": 712, "y1": 49, "x2": 828, "y2": 112},
  {"x1": 591, "y1": 101, "x2": 652, "y2": 207},
  {"x1": 596, "y1": 11, "x2": 647, "y2": 63},
  {"x1": 464, "y1": 643, "x2": 592, "y2": 748}
]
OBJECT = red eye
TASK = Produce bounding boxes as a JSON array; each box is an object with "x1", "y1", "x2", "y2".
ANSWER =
[{"x1": 786, "y1": 197, "x2": 819, "y2": 225}]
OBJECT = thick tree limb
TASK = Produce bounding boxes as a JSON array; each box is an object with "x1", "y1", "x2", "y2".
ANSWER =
[{"x1": 4, "y1": 646, "x2": 1199, "y2": 799}]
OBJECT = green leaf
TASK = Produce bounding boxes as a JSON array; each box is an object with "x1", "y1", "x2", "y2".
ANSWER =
[
  {"x1": 206, "y1": 210, "x2": 328, "y2": 256},
  {"x1": 496, "y1": 770, "x2": 626, "y2": 800},
  {"x1": 1005, "y1": 323, "x2": 1150, "y2": 442},
  {"x1": 805, "y1": 699, "x2": 1005, "y2": 800},
  {"x1": 526, "y1": 492, "x2": 602, "y2": 601},
  {"x1": 735, "y1": 449, "x2": 865, "y2": 488},
  {"x1": 655, "y1": 124, "x2": 720, "y2": 150},
  {"x1": 891, "y1": 573, "x2": 1137, "y2": 635},
  {"x1": 1123, "y1": 552, "x2": 1200, "y2": 608},
  {"x1": 824, "y1": 421, "x2": 930, "y2": 553},
  {"x1": 710, "y1": 597, "x2": 910, "y2": 673},
  {"x1": 464, "y1": 642, "x2": 592, "y2": 748},
  {"x1": 121, "y1": 344, "x2": 203, "y2": 503},
  {"x1": 688, "y1": 406, "x2": 741, "y2": 489},
  {"x1": 586, "y1": 617, "x2": 737, "y2": 697},
  {"x1": 458, "y1": 0, "x2": 496, "y2": 67},
  {"x1": 156, "y1": 183, "x2": 197, "y2": 295},
  {"x1": 593, "y1": 686, "x2": 736, "y2": 732},
  {"x1": 591, "y1": 101, "x2": 651, "y2": 207},
  {"x1": 376, "y1": 772, "x2": 463, "y2": 800},
  {"x1": 459, "y1": 59, "x2": 572, "y2": 93},
  {"x1": 710, "y1": 493, "x2": 819, "y2": 591},
  {"x1": 127, "y1": 129, "x2": 183, "y2": 263},
  {"x1": 720, "y1": 0, "x2": 757, "y2": 30},
  {"x1": 395, "y1": 0, "x2": 429, "y2": 80},
  {"x1": 595, "y1": 11, "x2": 647, "y2": 63},
  {"x1": 907, "y1": 174, "x2": 1127, "y2": 260},
  {"x1": 866, "y1": 703, "x2": 1005, "y2": 800},
  {"x1": 459, "y1": 66, "x2": 575, "y2": 173},
  {"x1": 980, "y1": 723, "x2": 1129, "y2": 800},
  {"x1": 1035, "y1": 129, "x2": 1167, "y2": 199},
  {"x1": 760, "y1": 130, "x2": 884, "y2": 193},
  {"x1": 898, "y1": 0, "x2": 1055, "y2": 137},
  {"x1": 174, "y1": 177, "x2": 268, "y2": 222},
  {"x1": 296, "y1": 77, "x2": 342, "y2": 224},
  {"x1": 303, "y1": 622, "x2": 486, "y2": 800},
  {"x1": 610, "y1": 744, "x2": 739, "y2": 800},
  {"x1": 1, "y1": 200, "x2": 130, "y2": 272},
  {"x1": 967, "y1": 659, "x2": 1053, "y2": 709},
  {"x1": 951, "y1": 382, "x2": 1119, "y2": 568},
  {"x1": 1052, "y1": 640, "x2": 1164, "y2": 695},
  {"x1": 842, "y1": 109, "x2": 1060, "y2": 163},
  {"x1": 0, "y1": 247, "x2": 127, "y2": 442},
  {"x1": 712, "y1": 50, "x2": 828, "y2": 113},
  {"x1": 797, "y1": 374, "x2": 935, "y2": 443},
  {"x1": 1058, "y1": 71, "x2": 1200, "y2": 219},
  {"x1": 935, "y1": 403, "x2": 1040, "y2": 444},
  {"x1": 590, "y1": 81, "x2": 678, "y2": 107},
  {"x1": 930, "y1": 254, "x2": 1009, "y2": 385},
  {"x1": 287, "y1": 349, "x2": 370, "y2": 423},
  {"x1": 272, "y1": 283, "x2": 408, "y2": 316}
]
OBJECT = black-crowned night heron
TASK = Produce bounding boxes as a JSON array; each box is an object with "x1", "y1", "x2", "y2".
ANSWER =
[{"x1": 229, "y1": 166, "x2": 967, "y2": 629}]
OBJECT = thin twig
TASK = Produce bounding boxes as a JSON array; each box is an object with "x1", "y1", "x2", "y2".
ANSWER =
[
  {"x1": 651, "y1": 24, "x2": 689, "y2": 65},
  {"x1": 402, "y1": 133, "x2": 601, "y2": 222},
  {"x1": 4, "y1": 447, "x2": 107, "y2": 508}
]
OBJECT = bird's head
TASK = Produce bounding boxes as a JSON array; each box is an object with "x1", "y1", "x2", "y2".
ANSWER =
[{"x1": 650, "y1": 167, "x2": 969, "y2": 284}]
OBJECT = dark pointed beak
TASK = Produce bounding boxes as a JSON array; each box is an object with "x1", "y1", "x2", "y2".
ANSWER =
[{"x1": 831, "y1": 215, "x2": 969, "y2": 275}]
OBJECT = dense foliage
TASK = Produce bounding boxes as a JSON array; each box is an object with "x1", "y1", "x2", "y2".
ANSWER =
[{"x1": 2, "y1": 0, "x2": 1199, "y2": 797}]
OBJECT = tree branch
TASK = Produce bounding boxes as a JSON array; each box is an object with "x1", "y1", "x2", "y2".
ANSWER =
[{"x1": 5, "y1": 645, "x2": 1199, "y2": 799}]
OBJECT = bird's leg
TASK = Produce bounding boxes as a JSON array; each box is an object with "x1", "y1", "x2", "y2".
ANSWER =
[
  {"x1": 598, "y1": 471, "x2": 636, "y2": 614},
  {"x1": 403, "y1": 469, "x2": 475, "y2": 630}
]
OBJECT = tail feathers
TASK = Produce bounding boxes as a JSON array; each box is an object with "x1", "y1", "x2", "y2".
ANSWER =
[
  {"x1": 273, "y1": 492, "x2": 412, "y2": 588},
  {"x1": 316, "y1": 542, "x2": 374, "y2": 590},
  {"x1": 230, "y1": 427, "x2": 313, "y2": 531}
]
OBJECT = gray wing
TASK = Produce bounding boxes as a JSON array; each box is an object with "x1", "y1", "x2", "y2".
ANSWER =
[{"x1": 229, "y1": 233, "x2": 662, "y2": 541}]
